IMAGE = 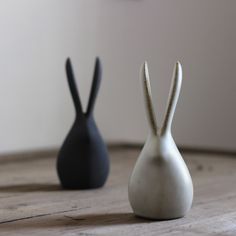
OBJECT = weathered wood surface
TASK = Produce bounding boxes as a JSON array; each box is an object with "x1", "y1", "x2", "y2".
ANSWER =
[{"x1": 0, "y1": 147, "x2": 236, "y2": 235}]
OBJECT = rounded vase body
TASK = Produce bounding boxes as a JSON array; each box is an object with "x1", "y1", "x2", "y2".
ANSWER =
[
  {"x1": 128, "y1": 133, "x2": 193, "y2": 220},
  {"x1": 57, "y1": 116, "x2": 109, "y2": 189}
]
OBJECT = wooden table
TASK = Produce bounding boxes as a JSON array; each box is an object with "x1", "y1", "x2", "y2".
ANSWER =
[{"x1": 0, "y1": 147, "x2": 236, "y2": 235}]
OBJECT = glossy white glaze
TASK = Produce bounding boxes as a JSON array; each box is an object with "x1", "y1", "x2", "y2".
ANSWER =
[{"x1": 128, "y1": 62, "x2": 193, "y2": 220}]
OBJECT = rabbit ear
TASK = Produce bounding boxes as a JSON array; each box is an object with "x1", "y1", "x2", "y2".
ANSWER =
[
  {"x1": 161, "y1": 62, "x2": 182, "y2": 135},
  {"x1": 86, "y1": 57, "x2": 102, "y2": 117},
  {"x1": 65, "y1": 58, "x2": 84, "y2": 116},
  {"x1": 141, "y1": 62, "x2": 158, "y2": 135}
]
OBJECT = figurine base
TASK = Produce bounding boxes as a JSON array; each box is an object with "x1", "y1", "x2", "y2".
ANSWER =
[{"x1": 134, "y1": 211, "x2": 185, "y2": 221}]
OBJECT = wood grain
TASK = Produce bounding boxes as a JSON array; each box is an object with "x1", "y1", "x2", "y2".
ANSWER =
[{"x1": 0, "y1": 147, "x2": 235, "y2": 235}]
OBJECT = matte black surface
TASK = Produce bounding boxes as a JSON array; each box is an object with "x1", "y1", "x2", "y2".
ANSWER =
[{"x1": 57, "y1": 57, "x2": 109, "y2": 189}]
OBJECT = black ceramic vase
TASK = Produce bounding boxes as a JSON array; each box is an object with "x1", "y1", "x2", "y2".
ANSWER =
[{"x1": 57, "y1": 57, "x2": 109, "y2": 189}]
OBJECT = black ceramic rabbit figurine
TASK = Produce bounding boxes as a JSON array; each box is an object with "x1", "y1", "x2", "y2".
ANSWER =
[{"x1": 57, "y1": 57, "x2": 109, "y2": 189}]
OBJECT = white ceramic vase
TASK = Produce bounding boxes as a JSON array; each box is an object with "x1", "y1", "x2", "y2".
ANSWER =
[{"x1": 128, "y1": 61, "x2": 193, "y2": 220}]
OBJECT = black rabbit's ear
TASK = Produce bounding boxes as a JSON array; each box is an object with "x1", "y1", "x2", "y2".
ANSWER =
[
  {"x1": 65, "y1": 58, "x2": 83, "y2": 115},
  {"x1": 86, "y1": 57, "x2": 102, "y2": 116}
]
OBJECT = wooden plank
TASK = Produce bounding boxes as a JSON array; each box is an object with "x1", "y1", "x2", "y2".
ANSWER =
[{"x1": 0, "y1": 148, "x2": 235, "y2": 235}]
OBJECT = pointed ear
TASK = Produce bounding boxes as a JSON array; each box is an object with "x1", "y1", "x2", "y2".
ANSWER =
[
  {"x1": 141, "y1": 61, "x2": 158, "y2": 135},
  {"x1": 65, "y1": 58, "x2": 83, "y2": 115},
  {"x1": 161, "y1": 62, "x2": 182, "y2": 135},
  {"x1": 86, "y1": 57, "x2": 102, "y2": 116}
]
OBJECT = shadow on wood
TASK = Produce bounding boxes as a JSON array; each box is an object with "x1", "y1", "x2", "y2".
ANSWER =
[
  {"x1": 0, "y1": 213, "x2": 150, "y2": 230},
  {"x1": 0, "y1": 183, "x2": 60, "y2": 193}
]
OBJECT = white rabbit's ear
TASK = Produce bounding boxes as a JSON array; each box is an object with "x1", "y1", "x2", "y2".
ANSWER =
[
  {"x1": 141, "y1": 62, "x2": 158, "y2": 135},
  {"x1": 161, "y1": 62, "x2": 182, "y2": 136}
]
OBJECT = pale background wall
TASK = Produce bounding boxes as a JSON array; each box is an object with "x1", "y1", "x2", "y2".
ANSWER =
[{"x1": 0, "y1": 0, "x2": 235, "y2": 153}]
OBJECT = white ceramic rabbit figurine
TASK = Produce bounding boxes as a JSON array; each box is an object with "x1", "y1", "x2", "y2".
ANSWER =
[{"x1": 128, "y1": 61, "x2": 193, "y2": 220}]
